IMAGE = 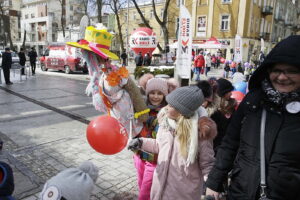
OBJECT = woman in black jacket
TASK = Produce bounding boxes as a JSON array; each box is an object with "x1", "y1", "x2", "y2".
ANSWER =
[{"x1": 206, "y1": 35, "x2": 300, "y2": 200}]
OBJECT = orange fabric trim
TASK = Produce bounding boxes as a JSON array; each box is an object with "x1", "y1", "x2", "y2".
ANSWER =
[{"x1": 99, "y1": 87, "x2": 112, "y2": 116}]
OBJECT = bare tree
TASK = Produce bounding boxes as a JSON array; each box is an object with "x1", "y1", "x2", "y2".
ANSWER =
[
  {"x1": 58, "y1": 0, "x2": 66, "y2": 37},
  {"x1": 22, "y1": 30, "x2": 26, "y2": 49},
  {"x1": 131, "y1": 0, "x2": 172, "y2": 53},
  {"x1": 96, "y1": 0, "x2": 103, "y2": 23},
  {"x1": 108, "y1": 0, "x2": 126, "y2": 52},
  {"x1": 152, "y1": 0, "x2": 171, "y2": 52},
  {"x1": 0, "y1": 0, "x2": 13, "y2": 49}
]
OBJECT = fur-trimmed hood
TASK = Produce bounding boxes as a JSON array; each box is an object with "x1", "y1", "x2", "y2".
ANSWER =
[{"x1": 198, "y1": 116, "x2": 217, "y2": 140}]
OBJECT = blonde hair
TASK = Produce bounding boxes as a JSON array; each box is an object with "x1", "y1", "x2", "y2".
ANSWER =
[{"x1": 176, "y1": 116, "x2": 192, "y2": 158}]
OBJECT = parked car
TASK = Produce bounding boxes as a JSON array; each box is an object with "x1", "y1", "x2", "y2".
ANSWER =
[{"x1": 40, "y1": 43, "x2": 87, "y2": 74}]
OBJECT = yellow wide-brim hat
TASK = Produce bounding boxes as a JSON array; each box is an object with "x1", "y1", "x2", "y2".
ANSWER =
[{"x1": 66, "y1": 26, "x2": 119, "y2": 60}]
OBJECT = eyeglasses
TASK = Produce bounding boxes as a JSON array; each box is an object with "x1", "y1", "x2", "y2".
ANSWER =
[{"x1": 270, "y1": 68, "x2": 300, "y2": 77}]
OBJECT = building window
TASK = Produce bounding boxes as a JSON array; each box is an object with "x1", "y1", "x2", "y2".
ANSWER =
[
  {"x1": 220, "y1": 14, "x2": 230, "y2": 31},
  {"x1": 199, "y1": 0, "x2": 208, "y2": 5},
  {"x1": 133, "y1": 12, "x2": 136, "y2": 20},
  {"x1": 197, "y1": 16, "x2": 207, "y2": 37},
  {"x1": 25, "y1": 14, "x2": 28, "y2": 19},
  {"x1": 70, "y1": 5, "x2": 73, "y2": 11},
  {"x1": 31, "y1": 34, "x2": 36, "y2": 42},
  {"x1": 221, "y1": 0, "x2": 232, "y2": 3},
  {"x1": 175, "y1": 17, "x2": 179, "y2": 36},
  {"x1": 177, "y1": 0, "x2": 185, "y2": 7},
  {"x1": 31, "y1": 13, "x2": 35, "y2": 18},
  {"x1": 70, "y1": 16, "x2": 73, "y2": 22},
  {"x1": 160, "y1": 8, "x2": 164, "y2": 18},
  {"x1": 124, "y1": 12, "x2": 127, "y2": 22},
  {"x1": 150, "y1": 10, "x2": 153, "y2": 18}
]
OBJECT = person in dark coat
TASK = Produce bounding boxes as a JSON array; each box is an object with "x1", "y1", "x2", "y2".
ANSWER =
[
  {"x1": 210, "y1": 78, "x2": 236, "y2": 155},
  {"x1": 1, "y1": 48, "x2": 13, "y2": 85},
  {"x1": 120, "y1": 51, "x2": 127, "y2": 66},
  {"x1": 18, "y1": 48, "x2": 26, "y2": 75},
  {"x1": 143, "y1": 52, "x2": 151, "y2": 66},
  {"x1": 28, "y1": 47, "x2": 37, "y2": 75},
  {"x1": 206, "y1": 35, "x2": 300, "y2": 200},
  {"x1": 135, "y1": 52, "x2": 143, "y2": 67}
]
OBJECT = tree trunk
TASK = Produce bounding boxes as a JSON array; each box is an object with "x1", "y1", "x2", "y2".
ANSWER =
[
  {"x1": 22, "y1": 30, "x2": 26, "y2": 49},
  {"x1": 97, "y1": 0, "x2": 102, "y2": 23},
  {"x1": 114, "y1": 3, "x2": 124, "y2": 51}
]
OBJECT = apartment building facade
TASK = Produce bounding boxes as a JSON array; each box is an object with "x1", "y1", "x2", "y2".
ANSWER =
[
  {"x1": 17, "y1": 0, "x2": 84, "y2": 55},
  {"x1": 117, "y1": 0, "x2": 300, "y2": 61},
  {"x1": 0, "y1": 0, "x2": 21, "y2": 49}
]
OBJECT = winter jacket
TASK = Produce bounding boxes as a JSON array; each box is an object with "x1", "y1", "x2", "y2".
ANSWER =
[
  {"x1": 18, "y1": 51, "x2": 26, "y2": 66},
  {"x1": 28, "y1": 50, "x2": 37, "y2": 62},
  {"x1": 195, "y1": 54, "x2": 205, "y2": 68},
  {"x1": 141, "y1": 108, "x2": 216, "y2": 200},
  {"x1": 206, "y1": 89, "x2": 300, "y2": 200},
  {"x1": 206, "y1": 35, "x2": 300, "y2": 200},
  {"x1": 135, "y1": 54, "x2": 144, "y2": 66},
  {"x1": 205, "y1": 55, "x2": 212, "y2": 67},
  {"x1": 1, "y1": 52, "x2": 12, "y2": 69},
  {"x1": 136, "y1": 103, "x2": 166, "y2": 163}
]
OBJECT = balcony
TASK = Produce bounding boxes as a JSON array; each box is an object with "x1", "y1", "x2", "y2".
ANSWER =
[
  {"x1": 259, "y1": 32, "x2": 270, "y2": 40},
  {"x1": 261, "y1": 6, "x2": 273, "y2": 15},
  {"x1": 284, "y1": 20, "x2": 293, "y2": 27},
  {"x1": 274, "y1": 15, "x2": 284, "y2": 22}
]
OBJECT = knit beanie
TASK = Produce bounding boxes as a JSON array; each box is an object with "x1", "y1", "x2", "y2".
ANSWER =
[
  {"x1": 0, "y1": 161, "x2": 14, "y2": 197},
  {"x1": 216, "y1": 78, "x2": 234, "y2": 97},
  {"x1": 146, "y1": 78, "x2": 168, "y2": 96},
  {"x1": 39, "y1": 161, "x2": 99, "y2": 200},
  {"x1": 166, "y1": 86, "x2": 204, "y2": 117}
]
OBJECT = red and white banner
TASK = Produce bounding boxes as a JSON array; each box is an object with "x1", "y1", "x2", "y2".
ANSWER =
[
  {"x1": 176, "y1": 5, "x2": 192, "y2": 79},
  {"x1": 234, "y1": 34, "x2": 243, "y2": 62}
]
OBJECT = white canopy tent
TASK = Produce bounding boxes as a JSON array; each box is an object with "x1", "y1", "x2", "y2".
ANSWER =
[{"x1": 170, "y1": 37, "x2": 228, "y2": 49}]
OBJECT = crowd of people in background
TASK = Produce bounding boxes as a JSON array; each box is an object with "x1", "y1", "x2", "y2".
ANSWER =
[
  {"x1": 1, "y1": 36, "x2": 299, "y2": 200},
  {"x1": 0, "y1": 47, "x2": 39, "y2": 85}
]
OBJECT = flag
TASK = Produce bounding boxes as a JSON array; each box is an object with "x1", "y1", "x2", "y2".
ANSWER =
[{"x1": 176, "y1": 5, "x2": 192, "y2": 79}]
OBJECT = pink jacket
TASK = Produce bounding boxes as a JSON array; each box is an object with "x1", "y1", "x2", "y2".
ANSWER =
[{"x1": 140, "y1": 109, "x2": 216, "y2": 200}]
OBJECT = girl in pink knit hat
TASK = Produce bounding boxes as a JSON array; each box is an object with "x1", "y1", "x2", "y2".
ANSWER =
[{"x1": 133, "y1": 77, "x2": 170, "y2": 200}]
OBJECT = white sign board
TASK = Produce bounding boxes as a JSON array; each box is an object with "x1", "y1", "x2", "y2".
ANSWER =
[{"x1": 176, "y1": 5, "x2": 192, "y2": 79}]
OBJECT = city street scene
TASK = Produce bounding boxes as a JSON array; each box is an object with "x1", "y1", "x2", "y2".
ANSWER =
[{"x1": 0, "y1": 0, "x2": 300, "y2": 200}]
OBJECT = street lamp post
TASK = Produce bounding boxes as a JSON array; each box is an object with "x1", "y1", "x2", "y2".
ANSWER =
[{"x1": 126, "y1": 0, "x2": 129, "y2": 66}]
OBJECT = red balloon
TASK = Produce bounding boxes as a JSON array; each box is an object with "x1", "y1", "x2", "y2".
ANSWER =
[
  {"x1": 129, "y1": 27, "x2": 157, "y2": 56},
  {"x1": 230, "y1": 62, "x2": 237, "y2": 68},
  {"x1": 86, "y1": 116, "x2": 128, "y2": 155},
  {"x1": 220, "y1": 57, "x2": 225, "y2": 64},
  {"x1": 231, "y1": 91, "x2": 245, "y2": 105}
]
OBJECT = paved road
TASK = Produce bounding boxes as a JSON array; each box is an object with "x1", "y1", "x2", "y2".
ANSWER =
[
  {"x1": 0, "y1": 67, "x2": 138, "y2": 200},
  {"x1": 0, "y1": 63, "x2": 224, "y2": 200}
]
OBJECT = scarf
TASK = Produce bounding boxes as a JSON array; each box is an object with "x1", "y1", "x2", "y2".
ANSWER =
[
  {"x1": 261, "y1": 79, "x2": 300, "y2": 113},
  {"x1": 158, "y1": 107, "x2": 199, "y2": 166}
]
